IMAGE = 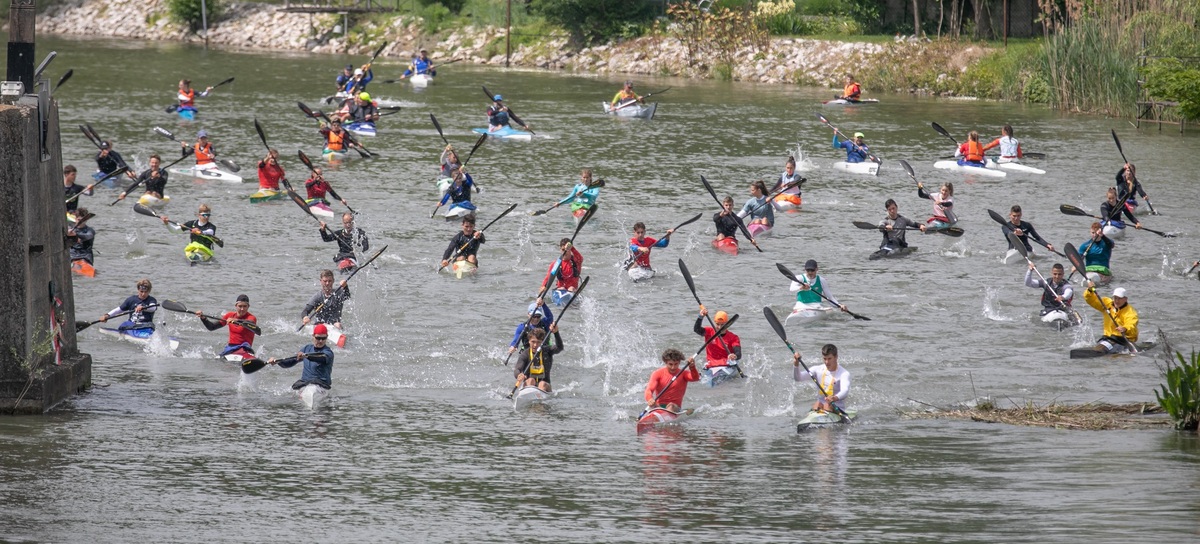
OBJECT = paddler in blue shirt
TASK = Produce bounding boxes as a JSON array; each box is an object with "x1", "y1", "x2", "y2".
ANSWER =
[
  {"x1": 507, "y1": 299, "x2": 555, "y2": 355},
  {"x1": 832, "y1": 131, "x2": 870, "y2": 163},
  {"x1": 1079, "y1": 221, "x2": 1116, "y2": 285},
  {"x1": 552, "y1": 169, "x2": 601, "y2": 214},
  {"x1": 334, "y1": 64, "x2": 354, "y2": 93},
  {"x1": 341, "y1": 66, "x2": 374, "y2": 94},
  {"x1": 437, "y1": 170, "x2": 477, "y2": 213},
  {"x1": 99, "y1": 279, "x2": 158, "y2": 331},
  {"x1": 401, "y1": 50, "x2": 436, "y2": 79},
  {"x1": 487, "y1": 95, "x2": 511, "y2": 131},
  {"x1": 270, "y1": 323, "x2": 335, "y2": 390},
  {"x1": 738, "y1": 180, "x2": 774, "y2": 229}
]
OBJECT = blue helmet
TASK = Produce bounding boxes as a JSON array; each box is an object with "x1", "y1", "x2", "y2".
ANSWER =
[{"x1": 493, "y1": 94, "x2": 503, "y2": 101}]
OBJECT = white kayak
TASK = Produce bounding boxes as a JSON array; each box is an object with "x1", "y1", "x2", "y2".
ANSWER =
[
  {"x1": 513, "y1": 385, "x2": 551, "y2": 410},
  {"x1": 933, "y1": 160, "x2": 1007, "y2": 178},
  {"x1": 1040, "y1": 308, "x2": 1079, "y2": 331},
  {"x1": 472, "y1": 126, "x2": 533, "y2": 142},
  {"x1": 796, "y1": 408, "x2": 857, "y2": 431},
  {"x1": 443, "y1": 203, "x2": 477, "y2": 221},
  {"x1": 410, "y1": 73, "x2": 433, "y2": 88},
  {"x1": 169, "y1": 164, "x2": 244, "y2": 183},
  {"x1": 627, "y1": 266, "x2": 655, "y2": 282},
  {"x1": 700, "y1": 364, "x2": 741, "y2": 387},
  {"x1": 450, "y1": 260, "x2": 477, "y2": 279},
  {"x1": 786, "y1": 302, "x2": 836, "y2": 324},
  {"x1": 832, "y1": 160, "x2": 880, "y2": 176},
  {"x1": 304, "y1": 323, "x2": 347, "y2": 349},
  {"x1": 636, "y1": 407, "x2": 695, "y2": 434},
  {"x1": 602, "y1": 101, "x2": 657, "y2": 119},
  {"x1": 1002, "y1": 247, "x2": 1045, "y2": 264},
  {"x1": 1085, "y1": 270, "x2": 1113, "y2": 286},
  {"x1": 98, "y1": 326, "x2": 180, "y2": 351},
  {"x1": 1101, "y1": 222, "x2": 1126, "y2": 239},
  {"x1": 299, "y1": 383, "x2": 330, "y2": 410},
  {"x1": 992, "y1": 157, "x2": 1045, "y2": 174},
  {"x1": 137, "y1": 193, "x2": 170, "y2": 210},
  {"x1": 823, "y1": 98, "x2": 879, "y2": 106},
  {"x1": 345, "y1": 121, "x2": 376, "y2": 137}
]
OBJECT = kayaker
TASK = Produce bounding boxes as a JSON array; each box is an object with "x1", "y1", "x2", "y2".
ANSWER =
[
  {"x1": 713, "y1": 196, "x2": 747, "y2": 244},
  {"x1": 738, "y1": 180, "x2": 775, "y2": 228},
  {"x1": 440, "y1": 214, "x2": 486, "y2": 269},
  {"x1": 99, "y1": 279, "x2": 158, "y2": 331},
  {"x1": 552, "y1": 169, "x2": 601, "y2": 214},
  {"x1": 693, "y1": 306, "x2": 741, "y2": 369},
  {"x1": 117, "y1": 154, "x2": 168, "y2": 202},
  {"x1": 1115, "y1": 163, "x2": 1148, "y2": 214},
  {"x1": 838, "y1": 74, "x2": 861, "y2": 101},
  {"x1": 178, "y1": 130, "x2": 217, "y2": 168},
  {"x1": 508, "y1": 299, "x2": 554, "y2": 354},
  {"x1": 66, "y1": 207, "x2": 95, "y2": 266},
  {"x1": 438, "y1": 170, "x2": 477, "y2": 212},
  {"x1": 319, "y1": 118, "x2": 358, "y2": 155},
  {"x1": 256, "y1": 149, "x2": 284, "y2": 191},
  {"x1": 541, "y1": 238, "x2": 583, "y2": 298},
  {"x1": 334, "y1": 64, "x2": 354, "y2": 93},
  {"x1": 270, "y1": 323, "x2": 335, "y2": 391},
  {"x1": 982, "y1": 124, "x2": 1023, "y2": 159},
  {"x1": 176, "y1": 79, "x2": 212, "y2": 118},
  {"x1": 877, "y1": 198, "x2": 924, "y2": 255},
  {"x1": 304, "y1": 167, "x2": 349, "y2": 209},
  {"x1": 611, "y1": 80, "x2": 643, "y2": 108},
  {"x1": 94, "y1": 141, "x2": 134, "y2": 182},
  {"x1": 1025, "y1": 262, "x2": 1075, "y2": 317},
  {"x1": 770, "y1": 157, "x2": 804, "y2": 208},
  {"x1": 644, "y1": 348, "x2": 700, "y2": 413},
  {"x1": 487, "y1": 95, "x2": 511, "y2": 131},
  {"x1": 790, "y1": 259, "x2": 848, "y2": 314},
  {"x1": 301, "y1": 269, "x2": 350, "y2": 330},
  {"x1": 513, "y1": 325, "x2": 563, "y2": 393},
  {"x1": 63, "y1": 165, "x2": 94, "y2": 212},
  {"x1": 792, "y1": 344, "x2": 850, "y2": 413},
  {"x1": 1078, "y1": 221, "x2": 1116, "y2": 284},
  {"x1": 344, "y1": 92, "x2": 379, "y2": 124},
  {"x1": 1100, "y1": 186, "x2": 1141, "y2": 232},
  {"x1": 319, "y1": 213, "x2": 370, "y2": 267},
  {"x1": 199, "y1": 294, "x2": 258, "y2": 358},
  {"x1": 1082, "y1": 284, "x2": 1138, "y2": 354},
  {"x1": 439, "y1": 147, "x2": 462, "y2": 179},
  {"x1": 1000, "y1": 205, "x2": 1055, "y2": 254},
  {"x1": 832, "y1": 131, "x2": 870, "y2": 163},
  {"x1": 401, "y1": 50, "x2": 436, "y2": 79},
  {"x1": 341, "y1": 66, "x2": 374, "y2": 95},
  {"x1": 163, "y1": 203, "x2": 217, "y2": 254},
  {"x1": 627, "y1": 221, "x2": 674, "y2": 271},
  {"x1": 954, "y1": 131, "x2": 986, "y2": 167},
  {"x1": 917, "y1": 181, "x2": 956, "y2": 227}
]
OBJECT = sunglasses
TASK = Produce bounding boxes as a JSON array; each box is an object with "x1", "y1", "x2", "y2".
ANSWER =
[
  {"x1": 313, "y1": 335, "x2": 328, "y2": 340},
  {"x1": 200, "y1": 213, "x2": 210, "y2": 217}
]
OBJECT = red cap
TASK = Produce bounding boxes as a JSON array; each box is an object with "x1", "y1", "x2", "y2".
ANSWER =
[{"x1": 313, "y1": 324, "x2": 328, "y2": 336}]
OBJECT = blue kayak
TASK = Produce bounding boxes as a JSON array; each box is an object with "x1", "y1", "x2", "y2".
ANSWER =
[
  {"x1": 346, "y1": 121, "x2": 376, "y2": 137},
  {"x1": 472, "y1": 126, "x2": 532, "y2": 141},
  {"x1": 177, "y1": 106, "x2": 197, "y2": 121}
]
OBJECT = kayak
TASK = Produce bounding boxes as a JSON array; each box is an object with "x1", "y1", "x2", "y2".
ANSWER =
[
  {"x1": 299, "y1": 383, "x2": 330, "y2": 410},
  {"x1": 307, "y1": 199, "x2": 336, "y2": 218},
  {"x1": 786, "y1": 302, "x2": 835, "y2": 324},
  {"x1": 869, "y1": 246, "x2": 917, "y2": 260},
  {"x1": 513, "y1": 385, "x2": 551, "y2": 410},
  {"x1": 796, "y1": 408, "x2": 857, "y2": 431},
  {"x1": 832, "y1": 161, "x2": 880, "y2": 176},
  {"x1": 137, "y1": 193, "x2": 170, "y2": 209},
  {"x1": 221, "y1": 345, "x2": 256, "y2": 363},
  {"x1": 636, "y1": 407, "x2": 695, "y2": 434},
  {"x1": 746, "y1": 222, "x2": 772, "y2": 237},
  {"x1": 1070, "y1": 341, "x2": 1155, "y2": 359},
  {"x1": 701, "y1": 364, "x2": 741, "y2": 388},
  {"x1": 823, "y1": 98, "x2": 879, "y2": 105},
  {"x1": 305, "y1": 323, "x2": 347, "y2": 349},
  {"x1": 323, "y1": 148, "x2": 350, "y2": 161},
  {"x1": 184, "y1": 242, "x2": 214, "y2": 263},
  {"x1": 71, "y1": 259, "x2": 96, "y2": 277},
  {"x1": 627, "y1": 266, "x2": 655, "y2": 282},
  {"x1": 177, "y1": 106, "x2": 197, "y2": 121},
  {"x1": 436, "y1": 177, "x2": 453, "y2": 197},
  {"x1": 410, "y1": 73, "x2": 433, "y2": 87},
  {"x1": 602, "y1": 101, "x2": 658, "y2": 120},
  {"x1": 992, "y1": 158, "x2": 1045, "y2": 175},
  {"x1": 933, "y1": 160, "x2": 1007, "y2": 178},
  {"x1": 345, "y1": 122, "x2": 376, "y2": 137},
  {"x1": 169, "y1": 164, "x2": 244, "y2": 183},
  {"x1": 472, "y1": 126, "x2": 533, "y2": 142},
  {"x1": 451, "y1": 260, "x2": 478, "y2": 279},
  {"x1": 773, "y1": 193, "x2": 802, "y2": 212},
  {"x1": 1085, "y1": 268, "x2": 1112, "y2": 286},
  {"x1": 1040, "y1": 309, "x2": 1079, "y2": 331},
  {"x1": 1002, "y1": 247, "x2": 1045, "y2": 264},
  {"x1": 712, "y1": 237, "x2": 739, "y2": 256},
  {"x1": 91, "y1": 170, "x2": 119, "y2": 188},
  {"x1": 443, "y1": 202, "x2": 477, "y2": 221},
  {"x1": 1100, "y1": 221, "x2": 1126, "y2": 240},
  {"x1": 98, "y1": 326, "x2": 180, "y2": 351},
  {"x1": 551, "y1": 288, "x2": 574, "y2": 306},
  {"x1": 337, "y1": 257, "x2": 357, "y2": 273},
  {"x1": 249, "y1": 189, "x2": 283, "y2": 203}
]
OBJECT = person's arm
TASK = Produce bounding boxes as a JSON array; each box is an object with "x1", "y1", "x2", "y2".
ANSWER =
[
  {"x1": 831, "y1": 133, "x2": 841, "y2": 149},
  {"x1": 831, "y1": 370, "x2": 851, "y2": 403},
  {"x1": 645, "y1": 369, "x2": 661, "y2": 404},
  {"x1": 549, "y1": 331, "x2": 564, "y2": 355},
  {"x1": 200, "y1": 314, "x2": 225, "y2": 331},
  {"x1": 820, "y1": 277, "x2": 841, "y2": 307},
  {"x1": 1025, "y1": 223, "x2": 1051, "y2": 249},
  {"x1": 1124, "y1": 308, "x2": 1139, "y2": 342},
  {"x1": 1082, "y1": 286, "x2": 1103, "y2": 312},
  {"x1": 694, "y1": 315, "x2": 706, "y2": 336},
  {"x1": 1061, "y1": 283, "x2": 1074, "y2": 302},
  {"x1": 301, "y1": 292, "x2": 322, "y2": 318},
  {"x1": 556, "y1": 186, "x2": 581, "y2": 206},
  {"x1": 652, "y1": 236, "x2": 669, "y2": 248},
  {"x1": 789, "y1": 279, "x2": 803, "y2": 293},
  {"x1": 917, "y1": 186, "x2": 932, "y2": 200},
  {"x1": 510, "y1": 324, "x2": 526, "y2": 349},
  {"x1": 1023, "y1": 268, "x2": 1041, "y2": 289},
  {"x1": 542, "y1": 258, "x2": 561, "y2": 290},
  {"x1": 513, "y1": 351, "x2": 530, "y2": 379},
  {"x1": 982, "y1": 138, "x2": 1000, "y2": 152}
]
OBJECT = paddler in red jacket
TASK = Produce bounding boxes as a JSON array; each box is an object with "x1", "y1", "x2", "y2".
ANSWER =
[
  {"x1": 541, "y1": 238, "x2": 583, "y2": 295},
  {"x1": 955, "y1": 131, "x2": 986, "y2": 167},
  {"x1": 693, "y1": 307, "x2": 742, "y2": 369},
  {"x1": 256, "y1": 149, "x2": 284, "y2": 191},
  {"x1": 644, "y1": 348, "x2": 700, "y2": 413},
  {"x1": 199, "y1": 294, "x2": 258, "y2": 357},
  {"x1": 627, "y1": 222, "x2": 674, "y2": 271}
]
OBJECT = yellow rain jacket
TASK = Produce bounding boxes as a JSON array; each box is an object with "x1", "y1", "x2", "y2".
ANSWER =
[{"x1": 1083, "y1": 288, "x2": 1138, "y2": 342}]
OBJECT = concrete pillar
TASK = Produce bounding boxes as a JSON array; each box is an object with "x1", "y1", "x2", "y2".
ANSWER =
[{"x1": 0, "y1": 86, "x2": 92, "y2": 414}]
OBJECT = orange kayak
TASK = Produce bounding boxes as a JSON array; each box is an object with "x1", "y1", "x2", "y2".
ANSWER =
[{"x1": 712, "y1": 237, "x2": 739, "y2": 256}]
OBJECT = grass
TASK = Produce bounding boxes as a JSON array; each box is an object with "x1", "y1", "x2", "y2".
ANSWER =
[{"x1": 907, "y1": 400, "x2": 1170, "y2": 430}]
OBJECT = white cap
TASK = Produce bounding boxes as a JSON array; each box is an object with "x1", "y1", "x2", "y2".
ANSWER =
[
  {"x1": 1112, "y1": 287, "x2": 1127, "y2": 298},
  {"x1": 353, "y1": 68, "x2": 364, "y2": 76}
]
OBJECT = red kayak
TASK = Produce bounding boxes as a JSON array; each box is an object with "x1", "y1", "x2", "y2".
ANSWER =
[
  {"x1": 712, "y1": 237, "x2": 739, "y2": 255},
  {"x1": 637, "y1": 407, "x2": 694, "y2": 434},
  {"x1": 337, "y1": 257, "x2": 357, "y2": 272}
]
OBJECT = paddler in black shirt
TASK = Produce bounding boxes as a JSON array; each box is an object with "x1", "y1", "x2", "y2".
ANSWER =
[{"x1": 1000, "y1": 205, "x2": 1055, "y2": 254}]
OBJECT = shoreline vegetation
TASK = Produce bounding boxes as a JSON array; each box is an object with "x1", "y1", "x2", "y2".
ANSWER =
[
  {"x1": 25, "y1": 0, "x2": 1198, "y2": 123},
  {"x1": 906, "y1": 401, "x2": 1171, "y2": 431}
]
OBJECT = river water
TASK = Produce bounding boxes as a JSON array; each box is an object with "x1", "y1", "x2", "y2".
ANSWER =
[{"x1": 2, "y1": 34, "x2": 1199, "y2": 542}]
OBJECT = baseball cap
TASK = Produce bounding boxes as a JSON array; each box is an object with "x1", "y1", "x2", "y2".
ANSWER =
[
  {"x1": 358, "y1": 92, "x2": 370, "y2": 101},
  {"x1": 854, "y1": 132, "x2": 865, "y2": 139},
  {"x1": 493, "y1": 94, "x2": 503, "y2": 101},
  {"x1": 354, "y1": 68, "x2": 364, "y2": 76},
  {"x1": 528, "y1": 303, "x2": 544, "y2": 317},
  {"x1": 313, "y1": 323, "x2": 328, "y2": 336},
  {"x1": 804, "y1": 259, "x2": 818, "y2": 271},
  {"x1": 1112, "y1": 287, "x2": 1127, "y2": 298},
  {"x1": 196, "y1": 130, "x2": 208, "y2": 138},
  {"x1": 714, "y1": 311, "x2": 728, "y2": 324}
]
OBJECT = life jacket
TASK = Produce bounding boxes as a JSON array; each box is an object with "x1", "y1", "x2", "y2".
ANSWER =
[
  {"x1": 326, "y1": 129, "x2": 345, "y2": 151},
  {"x1": 796, "y1": 276, "x2": 823, "y2": 304},
  {"x1": 179, "y1": 88, "x2": 196, "y2": 108},
  {"x1": 194, "y1": 142, "x2": 215, "y2": 166},
  {"x1": 843, "y1": 83, "x2": 860, "y2": 99},
  {"x1": 965, "y1": 140, "x2": 984, "y2": 163},
  {"x1": 527, "y1": 347, "x2": 545, "y2": 375},
  {"x1": 306, "y1": 177, "x2": 329, "y2": 199},
  {"x1": 556, "y1": 249, "x2": 582, "y2": 290},
  {"x1": 1040, "y1": 279, "x2": 1072, "y2": 310},
  {"x1": 630, "y1": 237, "x2": 657, "y2": 269}
]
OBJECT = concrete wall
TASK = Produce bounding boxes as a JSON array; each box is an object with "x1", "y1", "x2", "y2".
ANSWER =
[{"x1": 0, "y1": 89, "x2": 92, "y2": 414}]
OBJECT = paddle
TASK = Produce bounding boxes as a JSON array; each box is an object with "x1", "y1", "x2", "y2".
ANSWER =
[
  {"x1": 108, "y1": 154, "x2": 192, "y2": 206},
  {"x1": 438, "y1": 203, "x2": 519, "y2": 273},
  {"x1": 700, "y1": 175, "x2": 761, "y2": 252},
  {"x1": 611, "y1": 86, "x2": 672, "y2": 111},
  {"x1": 133, "y1": 203, "x2": 225, "y2": 247},
  {"x1": 637, "y1": 314, "x2": 740, "y2": 420},
  {"x1": 297, "y1": 245, "x2": 388, "y2": 332},
  {"x1": 931, "y1": 122, "x2": 959, "y2": 146},
  {"x1": 296, "y1": 150, "x2": 354, "y2": 214},
  {"x1": 79, "y1": 124, "x2": 103, "y2": 148},
  {"x1": 528, "y1": 179, "x2": 606, "y2": 216},
  {"x1": 74, "y1": 306, "x2": 157, "y2": 333},
  {"x1": 505, "y1": 276, "x2": 591, "y2": 395},
  {"x1": 430, "y1": 113, "x2": 451, "y2": 146},
  {"x1": 384, "y1": 58, "x2": 463, "y2": 83},
  {"x1": 153, "y1": 126, "x2": 240, "y2": 172},
  {"x1": 253, "y1": 118, "x2": 272, "y2": 151},
  {"x1": 431, "y1": 144, "x2": 492, "y2": 218},
  {"x1": 816, "y1": 113, "x2": 881, "y2": 164},
  {"x1": 851, "y1": 220, "x2": 963, "y2": 237},
  {"x1": 1112, "y1": 129, "x2": 1159, "y2": 215},
  {"x1": 482, "y1": 85, "x2": 534, "y2": 134},
  {"x1": 1064, "y1": 242, "x2": 1137, "y2": 354},
  {"x1": 1059, "y1": 204, "x2": 1174, "y2": 238},
  {"x1": 54, "y1": 69, "x2": 73, "y2": 92},
  {"x1": 738, "y1": 177, "x2": 805, "y2": 221},
  {"x1": 987, "y1": 208, "x2": 1065, "y2": 257},
  {"x1": 166, "y1": 77, "x2": 234, "y2": 113},
  {"x1": 762, "y1": 306, "x2": 852, "y2": 423},
  {"x1": 621, "y1": 212, "x2": 704, "y2": 269},
  {"x1": 679, "y1": 258, "x2": 745, "y2": 377},
  {"x1": 240, "y1": 358, "x2": 269, "y2": 374},
  {"x1": 1006, "y1": 231, "x2": 1081, "y2": 322},
  {"x1": 776, "y1": 262, "x2": 870, "y2": 321},
  {"x1": 533, "y1": 205, "x2": 600, "y2": 304},
  {"x1": 160, "y1": 299, "x2": 262, "y2": 335},
  {"x1": 319, "y1": 43, "x2": 388, "y2": 104}
]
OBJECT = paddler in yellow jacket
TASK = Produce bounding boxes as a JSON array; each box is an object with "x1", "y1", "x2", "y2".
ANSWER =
[
  {"x1": 1082, "y1": 283, "x2": 1138, "y2": 354},
  {"x1": 611, "y1": 80, "x2": 643, "y2": 108}
]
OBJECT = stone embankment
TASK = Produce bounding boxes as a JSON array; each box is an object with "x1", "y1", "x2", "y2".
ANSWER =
[{"x1": 35, "y1": 0, "x2": 953, "y2": 89}]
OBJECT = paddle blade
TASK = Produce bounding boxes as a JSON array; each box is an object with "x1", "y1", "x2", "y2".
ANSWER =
[
  {"x1": 462, "y1": 132, "x2": 488, "y2": 166},
  {"x1": 153, "y1": 126, "x2": 176, "y2": 141},
  {"x1": 54, "y1": 69, "x2": 73, "y2": 92},
  {"x1": 775, "y1": 262, "x2": 801, "y2": 284},
  {"x1": 1063, "y1": 242, "x2": 1087, "y2": 278},
  {"x1": 699, "y1": 175, "x2": 722, "y2": 207},
  {"x1": 851, "y1": 220, "x2": 881, "y2": 230},
  {"x1": 898, "y1": 159, "x2": 916, "y2": 180},
  {"x1": 297, "y1": 150, "x2": 316, "y2": 171},
  {"x1": 987, "y1": 208, "x2": 1007, "y2": 226},
  {"x1": 931, "y1": 122, "x2": 955, "y2": 142},
  {"x1": 254, "y1": 118, "x2": 270, "y2": 150},
  {"x1": 816, "y1": 112, "x2": 830, "y2": 126},
  {"x1": 219, "y1": 159, "x2": 240, "y2": 173},
  {"x1": 430, "y1": 113, "x2": 448, "y2": 144},
  {"x1": 678, "y1": 259, "x2": 700, "y2": 302},
  {"x1": 241, "y1": 358, "x2": 268, "y2": 374},
  {"x1": 480, "y1": 203, "x2": 519, "y2": 232},
  {"x1": 941, "y1": 227, "x2": 965, "y2": 237},
  {"x1": 673, "y1": 212, "x2": 704, "y2": 232},
  {"x1": 75, "y1": 320, "x2": 95, "y2": 333},
  {"x1": 1059, "y1": 204, "x2": 1090, "y2": 217},
  {"x1": 763, "y1": 306, "x2": 789, "y2": 344},
  {"x1": 1006, "y1": 231, "x2": 1029, "y2": 259},
  {"x1": 132, "y1": 203, "x2": 159, "y2": 219},
  {"x1": 298, "y1": 101, "x2": 317, "y2": 118},
  {"x1": 160, "y1": 299, "x2": 188, "y2": 313},
  {"x1": 1111, "y1": 129, "x2": 1127, "y2": 162},
  {"x1": 212, "y1": 77, "x2": 235, "y2": 88}
]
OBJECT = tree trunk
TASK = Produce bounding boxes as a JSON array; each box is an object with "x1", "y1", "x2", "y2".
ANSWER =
[
  {"x1": 972, "y1": 0, "x2": 992, "y2": 39},
  {"x1": 913, "y1": 0, "x2": 921, "y2": 36}
]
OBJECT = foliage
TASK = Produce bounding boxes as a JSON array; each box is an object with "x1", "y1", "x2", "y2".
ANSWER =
[
  {"x1": 167, "y1": 0, "x2": 222, "y2": 32},
  {"x1": 668, "y1": 2, "x2": 770, "y2": 73},
  {"x1": 462, "y1": 0, "x2": 538, "y2": 27},
  {"x1": 530, "y1": 0, "x2": 658, "y2": 46},
  {"x1": 420, "y1": 2, "x2": 453, "y2": 34},
  {"x1": 1038, "y1": 17, "x2": 1138, "y2": 117},
  {"x1": 1141, "y1": 59, "x2": 1200, "y2": 120},
  {"x1": 764, "y1": 13, "x2": 861, "y2": 36},
  {"x1": 1156, "y1": 350, "x2": 1200, "y2": 431},
  {"x1": 417, "y1": 0, "x2": 466, "y2": 14}
]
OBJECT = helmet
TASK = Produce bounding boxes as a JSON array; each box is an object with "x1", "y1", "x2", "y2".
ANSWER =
[
  {"x1": 353, "y1": 68, "x2": 364, "y2": 76},
  {"x1": 527, "y1": 303, "x2": 545, "y2": 317},
  {"x1": 493, "y1": 94, "x2": 503, "y2": 101},
  {"x1": 313, "y1": 323, "x2": 328, "y2": 336},
  {"x1": 358, "y1": 92, "x2": 371, "y2": 101}
]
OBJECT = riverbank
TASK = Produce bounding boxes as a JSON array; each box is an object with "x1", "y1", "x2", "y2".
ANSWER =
[{"x1": 33, "y1": 0, "x2": 1001, "y2": 96}]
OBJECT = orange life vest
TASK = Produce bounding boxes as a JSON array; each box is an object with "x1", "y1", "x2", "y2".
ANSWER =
[
  {"x1": 843, "y1": 83, "x2": 860, "y2": 99},
  {"x1": 179, "y1": 88, "x2": 196, "y2": 107},
  {"x1": 326, "y1": 129, "x2": 345, "y2": 151},
  {"x1": 194, "y1": 142, "x2": 215, "y2": 165},
  {"x1": 965, "y1": 140, "x2": 984, "y2": 163}
]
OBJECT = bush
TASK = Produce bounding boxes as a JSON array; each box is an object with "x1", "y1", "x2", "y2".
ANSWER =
[
  {"x1": 420, "y1": 2, "x2": 453, "y2": 34},
  {"x1": 1156, "y1": 350, "x2": 1200, "y2": 431},
  {"x1": 530, "y1": 0, "x2": 658, "y2": 46},
  {"x1": 417, "y1": 0, "x2": 466, "y2": 14},
  {"x1": 1142, "y1": 59, "x2": 1200, "y2": 121},
  {"x1": 167, "y1": 0, "x2": 221, "y2": 32}
]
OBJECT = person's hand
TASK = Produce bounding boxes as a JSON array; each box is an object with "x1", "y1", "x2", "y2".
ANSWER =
[
  {"x1": 341, "y1": 199, "x2": 348, "y2": 207},
  {"x1": 440, "y1": 259, "x2": 449, "y2": 268},
  {"x1": 639, "y1": 247, "x2": 650, "y2": 253},
  {"x1": 686, "y1": 358, "x2": 697, "y2": 369},
  {"x1": 884, "y1": 224, "x2": 893, "y2": 231},
  {"x1": 319, "y1": 221, "x2": 327, "y2": 230},
  {"x1": 792, "y1": 352, "x2": 801, "y2": 366},
  {"x1": 798, "y1": 282, "x2": 810, "y2": 291},
  {"x1": 549, "y1": 323, "x2": 558, "y2": 333},
  {"x1": 508, "y1": 346, "x2": 516, "y2": 354},
  {"x1": 339, "y1": 280, "x2": 347, "y2": 289},
  {"x1": 135, "y1": 305, "x2": 145, "y2": 313},
  {"x1": 1117, "y1": 326, "x2": 1127, "y2": 334},
  {"x1": 1135, "y1": 223, "x2": 1143, "y2": 229},
  {"x1": 160, "y1": 216, "x2": 168, "y2": 224},
  {"x1": 1029, "y1": 262, "x2": 1036, "y2": 271},
  {"x1": 727, "y1": 354, "x2": 737, "y2": 362},
  {"x1": 195, "y1": 311, "x2": 203, "y2": 317},
  {"x1": 297, "y1": 352, "x2": 307, "y2": 360},
  {"x1": 190, "y1": 228, "x2": 201, "y2": 235},
  {"x1": 473, "y1": 231, "x2": 482, "y2": 239},
  {"x1": 1047, "y1": 244, "x2": 1055, "y2": 252},
  {"x1": 100, "y1": 314, "x2": 109, "y2": 323},
  {"x1": 302, "y1": 316, "x2": 311, "y2": 325},
  {"x1": 84, "y1": 183, "x2": 96, "y2": 192},
  {"x1": 1086, "y1": 280, "x2": 1096, "y2": 290},
  {"x1": 918, "y1": 225, "x2": 927, "y2": 232},
  {"x1": 1013, "y1": 228, "x2": 1024, "y2": 236},
  {"x1": 839, "y1": 304, "x2": 848, "y2": 312},
  {"x1": 666, "y1": 228, "x2": 675, "y2": 236},
  {"x1": 699, "y1": 305, "x2": 708, "y2": 317},
  {"x1": 268, "y1": 358, "x2": 277, "y2": 365},
  {"x1": 516, "y1": 373, "x2": 526, "y2": 382},
  {"x1": 535, "y1": 298, "x2": 544, "y2": 307}
]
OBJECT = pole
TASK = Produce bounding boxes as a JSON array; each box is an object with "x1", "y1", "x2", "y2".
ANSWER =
[
  {"x1": 505, "y1": 0, "x2": 511, "y2": 68},
  {"x1": 1003, "y1": 0, "x2": 1008, "y2": 48},
  {"x1": 6, "y1": 0, "x2": 37, "y2": 92},
  {"x1": 201, "y1": 0, "x2": 209, "y2": 49}
]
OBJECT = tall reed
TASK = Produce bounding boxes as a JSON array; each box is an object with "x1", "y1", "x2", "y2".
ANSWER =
[{"x1": 1039, "y1": 17, "x2": 1138, "y2": 117}]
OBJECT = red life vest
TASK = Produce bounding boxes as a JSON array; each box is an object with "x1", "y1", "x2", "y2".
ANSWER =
[
  {"x1": 179, "y1": 88, "x2": 196, "y2": 108},
  {"x1": 194, "y1": 142, "x2": 215, "y2": 165}
]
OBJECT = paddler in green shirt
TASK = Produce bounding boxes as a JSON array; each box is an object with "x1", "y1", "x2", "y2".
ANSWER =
[{"x1": 789, "y1": 259, "x2": 848, "y2": 314}]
